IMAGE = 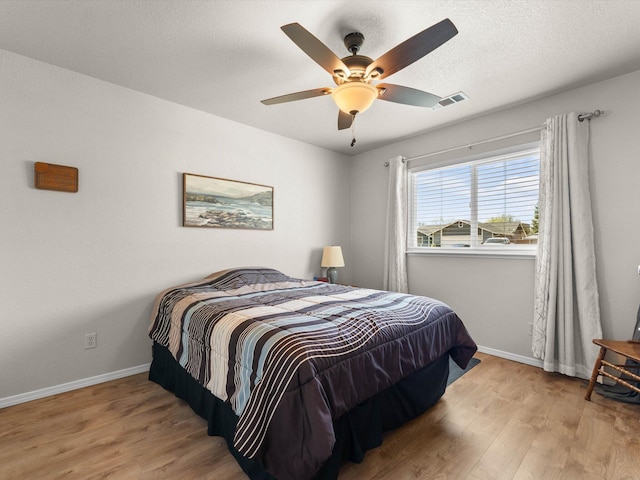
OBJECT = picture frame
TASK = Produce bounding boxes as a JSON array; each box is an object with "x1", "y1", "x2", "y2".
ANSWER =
[{"x1": 183, "y1": 173, "x2": 274, "y2": 230}]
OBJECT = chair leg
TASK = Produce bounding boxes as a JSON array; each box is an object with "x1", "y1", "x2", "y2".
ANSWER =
[{"x1": 585, "y1": 346, "x2": 607, "y2": 401}]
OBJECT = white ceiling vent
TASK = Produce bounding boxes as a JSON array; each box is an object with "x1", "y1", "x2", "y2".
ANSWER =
[{"x1": 433, "y1": 91, "x2": 469, "y2": 110}]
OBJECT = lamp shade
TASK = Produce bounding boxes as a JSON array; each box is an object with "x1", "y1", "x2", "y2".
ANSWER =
[
  {"x1": 321, "y1": 246, "x2": 345, "y2": 268},
  {"x1": 331, "y1": 82, "x2": 378, "y2": 115}
]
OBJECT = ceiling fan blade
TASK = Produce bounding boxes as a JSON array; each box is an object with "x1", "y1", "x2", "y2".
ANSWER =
[
  {"x1": 281, "y1": 23, "x2": 351, "y2": 79},
  {"x1": 261, "y1": 87, "x2": 331, "y2": 105},
  {"x1": 377, "y1": 83, "x2": 441, "y2": 108},
  {"x1": 366, "y1": 18, "x2": 458, "y2": 80},
  {"x1": 338, "y1": 110, "x2": 353, "y2": 130}
]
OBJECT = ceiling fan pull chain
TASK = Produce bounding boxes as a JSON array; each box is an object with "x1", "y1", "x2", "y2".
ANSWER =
[{"x1": 350, "y1": 114, "x2": 357, "y2": 147}]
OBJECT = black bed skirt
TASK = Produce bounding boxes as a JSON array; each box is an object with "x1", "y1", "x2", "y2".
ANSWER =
[{"x1": 148, "y1": 342, "x2": 449, "y2": 480}]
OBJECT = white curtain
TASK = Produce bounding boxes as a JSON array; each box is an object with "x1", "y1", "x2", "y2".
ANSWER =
[
  {"x1": 383, "y1": 156, "x2": 408, "y2": 293},
  {"x1": 532, "y1": 112, "x2": 602, "y2": 378}
]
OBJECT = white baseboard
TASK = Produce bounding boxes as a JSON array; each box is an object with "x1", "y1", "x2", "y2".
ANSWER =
[
  {"x1": 476, "y1": 345, "x2": 544, "y2": 368},
  {"x1": 0, "y1": 347, "x2": 543, "y2": 409},
  {"x1": 0, "y1": 363, "x2": 150, "y2": 409}
]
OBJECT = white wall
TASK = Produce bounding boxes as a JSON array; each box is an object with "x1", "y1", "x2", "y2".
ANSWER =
[
  {"x1": 0, "y1": 50, "x2": 350, "y2": 400},
  {"x1": 4, "y1": 46, "x2": 639, "y2": 403},
  {"x1": 350, "y1": 69, "x2": 640, "y2": 361}
]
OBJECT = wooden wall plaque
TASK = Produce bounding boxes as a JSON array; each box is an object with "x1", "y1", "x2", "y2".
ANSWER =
[{"x1": 34, "y1": 162, "x2": 78, "y2": 193}]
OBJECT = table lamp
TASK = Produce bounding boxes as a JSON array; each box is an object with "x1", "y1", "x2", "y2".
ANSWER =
[{"x1": 321, "y1": 246, "x2": 345, "y2": 284}]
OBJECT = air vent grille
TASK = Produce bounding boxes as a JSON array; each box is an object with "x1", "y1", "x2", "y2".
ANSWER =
[{"x1": 433, "y1": 91, "x2": 469, "y2": 110}]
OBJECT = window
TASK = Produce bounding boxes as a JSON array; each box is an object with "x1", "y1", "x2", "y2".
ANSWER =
[{"x1": 409, "y1": 146, "x2": 540, "y2": 252}]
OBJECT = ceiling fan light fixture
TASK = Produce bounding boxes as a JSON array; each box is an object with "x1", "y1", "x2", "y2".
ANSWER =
[
  {"x1": 333, "y1": 69, "x2": 348, "y2": 79},
  {"x1": 368, "y1": 67, "x2": 383, "y2": 79},
  {"x1": 331, "y1": 82, "x2": 378, "y2": 115}
]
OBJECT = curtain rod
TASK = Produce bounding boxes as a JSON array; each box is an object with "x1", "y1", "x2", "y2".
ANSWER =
[
  {"x1": 384, "y1": 109, "x2": 604, "y2": 166},
  {"x1": 578, "y1": 109, "x2": 603, "y2": 122},
  {"x1": 383, "y1": 126, "x2": 540, "y2": 166}
]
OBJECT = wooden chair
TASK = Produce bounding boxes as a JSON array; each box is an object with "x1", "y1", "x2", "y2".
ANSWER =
[{"x1": 585, "y1": 339, "x2": 640, "y2": 401}]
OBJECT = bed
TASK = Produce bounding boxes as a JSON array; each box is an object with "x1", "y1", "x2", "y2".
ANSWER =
[{"x1": 148, "y1": 267, "x2": 477, "y2": 480}]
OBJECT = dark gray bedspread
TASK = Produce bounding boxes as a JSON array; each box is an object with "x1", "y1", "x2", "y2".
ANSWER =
[{"x1": 149, "y1": 267, "x2": 477, "y2": 479}]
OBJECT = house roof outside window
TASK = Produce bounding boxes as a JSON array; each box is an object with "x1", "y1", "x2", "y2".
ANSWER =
[{"x1": 417, "y1": 219, "x2": 531, "y2": 242}]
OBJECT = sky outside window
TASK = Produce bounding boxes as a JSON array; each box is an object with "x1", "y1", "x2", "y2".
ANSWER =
[{"x1": 414, "y1": 152, "x2": 539, "y2": 227}]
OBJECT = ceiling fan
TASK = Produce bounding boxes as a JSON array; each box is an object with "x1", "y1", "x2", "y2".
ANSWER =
[{"x1": 261, "y1": 18, "x2": 459, "y2": 134}]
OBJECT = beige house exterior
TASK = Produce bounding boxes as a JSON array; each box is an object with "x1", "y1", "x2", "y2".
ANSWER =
[{"x1": 417, "y1": 220, "x2": 533, "y2": 247}]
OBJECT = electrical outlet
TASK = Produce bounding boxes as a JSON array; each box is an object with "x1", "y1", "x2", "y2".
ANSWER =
[{"x1": 84, "y1": 332, "x2": 97, "y2": 349}]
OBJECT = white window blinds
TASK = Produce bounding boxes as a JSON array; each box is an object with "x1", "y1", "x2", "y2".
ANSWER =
[{"x1": 411, "y1": 147, "x2": 540, "y2": 249}]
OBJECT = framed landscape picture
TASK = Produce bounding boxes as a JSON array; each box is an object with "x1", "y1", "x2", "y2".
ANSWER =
[{"x1": 183, "y1": 173, "x2": 274, "y2": 230}]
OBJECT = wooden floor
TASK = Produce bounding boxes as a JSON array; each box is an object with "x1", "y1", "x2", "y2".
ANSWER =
[{"x1": 2, "y1": 352, "x2": 639, "y2": 480}]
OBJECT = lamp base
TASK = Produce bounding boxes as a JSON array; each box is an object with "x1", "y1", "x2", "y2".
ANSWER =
[{"x1": 326, "y1": 267, "x2": 338, "y2": 284}]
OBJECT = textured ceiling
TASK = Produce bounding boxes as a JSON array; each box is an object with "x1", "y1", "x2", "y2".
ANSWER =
[{"x1": 1, "y1": 0, "x2": 640, "y2": 155}]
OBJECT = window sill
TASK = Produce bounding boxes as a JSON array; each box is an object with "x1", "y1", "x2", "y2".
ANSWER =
[{"x1": 406, "y1": 247, "x2": 536, "y2": 259}]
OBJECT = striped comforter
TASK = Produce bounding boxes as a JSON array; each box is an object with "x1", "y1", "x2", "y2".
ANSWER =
[{"x1": 149, "y1": 267, "x2": 476, "y2": 480}]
